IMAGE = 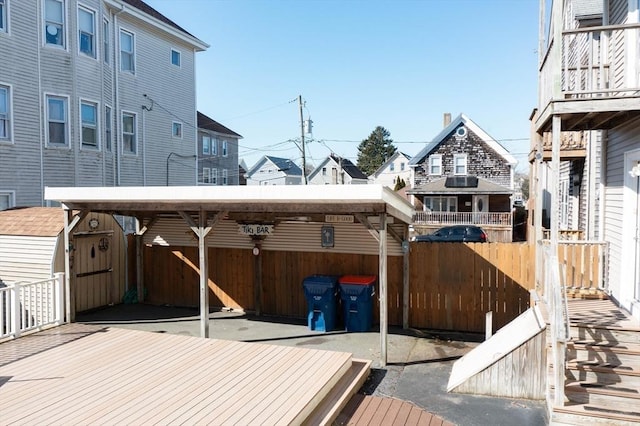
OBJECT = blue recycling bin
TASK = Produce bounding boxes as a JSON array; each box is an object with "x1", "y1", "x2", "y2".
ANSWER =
[
  {"x1": 302, "y1": 275, "x2": 339, "y2": 332},
  {"x1": 339, "y1": 275, "x2": 376, "y2": 332}
]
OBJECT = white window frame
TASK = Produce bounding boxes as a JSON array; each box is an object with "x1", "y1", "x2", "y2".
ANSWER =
[
  {"x1": 44, "y1": 0, "x2": 66, "y2": 49},
  {"x1": 559, "y1": 179, "x2": 569, "y2": 229},
  {"x1": 424, "y1": 196, "x2": 457, "y2": 213},
  {"x1": 78, "y1": 5, "x2": 96, "y2": 58},
  {"x1": 400, "y1": 162, "x2": 405, "y2": 171},
  {"x1": 202, "y1": 167, "x2": 210, "y2": 183},
  {"x1": 45, "y1": 93, "x2": 69, "y2": 147},
  {"x1": 171, "y1": 48, "x2": 181, "y2": 67},
  {"x1": 454, "y1": 153, "x2": 468, "y2": 175},
  {"x1": 211, "y1": 137, "x2": 218, "y2": 156},
  {"x1": 202, "y1": 135, "x2": 210, "y2": 154},
  {"x1": 119, "y1": 28, "x2": 135, "y2": 73},
  {"x1": 389, "y1": 162, "x2": 395, "y2": 172},
  {"x1": 429, "y1": 154, "x2": 442, "y2": 175},
  {"x1": 172, "y1": 121, "x2": 182, "y2": 139},
  {"x1": 0, "y1": 83, "x2": 12, "y2": 143},
  {"x1": 121, "y1": 110, "x2": 137, "y2": 155},
  {"x1": 103, "y1": 18, "x2": 109, "y2": 63},
  {"x1": 222, "y1": 169, "x2": 228, "y2": 185},
  {"x1": 222, "y1": 139, "x2": 228, "y2": 157},
  {"x1": 322, "y1": 167, "x2": 327, "y2": 176},
  {"x1": 0, "y1": 190, "x2": 15, "y2": 211},
  {"x1": 80, "y1": 99, "x2": 99, "y2": 149},
  {"x1": 0, "y1": 0, "x2": 8, "y2": 33},
  {"x1": 104, "y1": 105, "x2": 112, "y2": 151},
  {"x1": 211, "y1": 168, "x2": 218, "y2": 185}
]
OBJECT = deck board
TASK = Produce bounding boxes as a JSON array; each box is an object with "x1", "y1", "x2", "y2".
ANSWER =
[{"x1": 0, "y1": 325, "x2": 354, "y2": 425}]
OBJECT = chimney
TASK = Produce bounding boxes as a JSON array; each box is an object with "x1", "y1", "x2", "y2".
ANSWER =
[{"x1": 443, "y1": 113, "x2": 452, "y2": 128}]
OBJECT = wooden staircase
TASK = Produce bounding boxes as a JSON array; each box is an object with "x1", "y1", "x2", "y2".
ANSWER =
[{"x1": 548, "y1": 300, "x2": 640, "y2": 425}]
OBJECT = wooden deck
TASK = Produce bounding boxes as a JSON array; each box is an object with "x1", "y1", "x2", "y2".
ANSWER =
[
  {"x1": 567, "y1": 299, "x2": 640, "y2": 329},
  {"x1": 0, "y1": 323, "x2": 361, "y2": 425}
]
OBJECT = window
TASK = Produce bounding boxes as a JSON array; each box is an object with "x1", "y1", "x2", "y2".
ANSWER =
[
  {"x1": 559, "y1": 179, "x2": 569, "y2": 228},
  {"x1": 202, "y1": 167, "x2": 210, "y2": 183},
  {"x1": 0, "y1": 191, "x2": 14, "y2": 211},
  {"x1": 172, "y1": 122, "x2": 182, "y2": 138},
  {"x1": 0, "y1": 84, "x2": 10, "y2": 141},
  {"x1": 390, "y1": 163, "x2": 395, "y2": 172},
  {"x1": 222, "y1": 139, "x2": 228, "y2": 157},
  {"x1": 211, "y1": 168, "x2": 218, "y2": 185},
  {"x1": 424, "y1": 196, "x2": 457, "y2": 212},
  {"x1": 211, "y1": 137, "x2": 218, "y2": 155},
  {"x1": 400, "y1": 162, "x2": 405, "y2": 171},
  {"x1": 44, "y1": 0, "x2": 65, "y2": 47},
  {"x1": 78, "y1": 6, "x2": 95, "y2": 57},
  {"x1": 171, "y1": 49, "x2": 180, "y2": 66},
  {"x1": 222, "y1": 169, "x2": 228, "y2": 185},
  {"x1": 122, "y1": 111, "x2": 136, "y2": 154},
  {"x1": 202, "y1": 135, "x2": 210, "y2": 154},
  {"x1": 104, "y1": 106, "x2": 111, "y2": 151},
  {"x1": 80, "y1": 100, "x2": 98, "y2": 148},
  {"x1": 0, "y1": 0, "x2": 7, "y2": 33},
  {"x1": 454, "y1": 154, "x2": 467, "y2": 175},
  {"x1": 46, "y1": 95, "x2": 68, "y2": 146},
  {"x1": 322, "y1": 167, "x2": 327, "y2": 176},
  {"x1": 103, "y1": 19, "x2": 109, "y2": 63},
  {"x1": 429, "y1": 154, "x2": 442, "y2": 175},
  {"x1": 120, "y1": 29, "x2": 134, "y2": 72}
]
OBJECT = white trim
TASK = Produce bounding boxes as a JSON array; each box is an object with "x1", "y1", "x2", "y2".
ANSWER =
[
  {"x1": 79, "y1": 98, "x2": 100, "y2": 150},
  {"x1": 0, "y1": 82, "x2": 13, "y2": 144},
  {"x1": 622, "y1": 148, "x2": 640, "y2": 310},
  {"x1": 104, "y1": 104, "x2": 112, "y2": 152},
  {"x1": 172, "y1": 121, "x2": 183, "y2": 139},
  {"x1": 170, "y1": 48, "x2": 181, "y2": 67},
  {"x1": 77, "y1": 4, "x2": 97, "y2": 59},
  {"x1": 44, "y1": 92, "x2": 70, "y2": 149},
  {"x1": 222, "y1": 139, "x2": 228, "y2": 157},
  {"x1": 102, "y1": 17, "x2": 109, "y2": 63},
  {"x1": 0, "y1": 189, "x2": 15, "y2": 210},
  {"x1": 453, "y1": 153, "x2": 468, "y2": 175},
  {"x1": 222, "y1": 169, "x2": 228, "y2": 185},
  {"x1": 119, "y1": 27, "x2": 135, "y2": 74},
  {"x1": 429, "y1": 154, "x2": 442, "y2": 175},
  {"x1": 211, "y1": 168, "x2": 218, "y2": 185},
  {"x1": 43, "y1": 0, "x2": 67, "y2": 51},
  {"x1": 0, "y1": 0, "x2": 8, "y2": 34},
  {"x1": 121, "y1": 109, "x2": 137, "y2": 156}
]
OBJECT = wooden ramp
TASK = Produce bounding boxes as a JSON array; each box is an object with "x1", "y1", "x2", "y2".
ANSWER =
[
  {"x1": 447, "y1": 306, "x2": 547, "y2": 399},
  {"x1": 0, "y1": 323, "x2": 369, "y2": 425}
]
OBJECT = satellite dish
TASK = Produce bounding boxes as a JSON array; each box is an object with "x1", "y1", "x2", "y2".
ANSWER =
[{"x1": 47, "y1": 25, "x2": 58, "y2": 36}]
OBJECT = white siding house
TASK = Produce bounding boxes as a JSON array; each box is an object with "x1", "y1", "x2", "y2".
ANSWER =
[
  {"x1": 369, "y1": 152, "x2": 412, "y2": 189},
  {"x1": 307, "y1": 154, "x2": 368, "y2": 185},
  {"x1": 245, "y1": 156, "x2": 302, "y2": 186},
  {"x1": 0, "y1": 0, "x2": 208, "y2": 210}
]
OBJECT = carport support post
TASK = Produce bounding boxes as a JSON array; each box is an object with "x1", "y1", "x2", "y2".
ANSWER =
[
  {"x1": 63, "y1": 206, "x2": 72, "y2": 323},
  {"x1": 198, "y1": 210, "x2": 210, "y2": 338},
  {"x1": 379, "y1": 213, "x2": 388, "y2": 367}
]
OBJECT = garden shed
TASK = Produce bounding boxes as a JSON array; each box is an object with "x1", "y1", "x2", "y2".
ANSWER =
[{"x1": 0, "y1": 207, "x2": 127, "y2": 313}]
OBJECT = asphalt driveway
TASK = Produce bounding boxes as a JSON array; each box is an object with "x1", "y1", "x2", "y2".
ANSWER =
[{"x1": 77, "y1": 304, "x2": 547, "y2": 426}]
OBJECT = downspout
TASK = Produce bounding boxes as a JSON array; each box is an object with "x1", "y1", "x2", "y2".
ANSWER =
[
  {"x1": 113, "y1": 4, "x2": 125, "y2": 186},
  {"x1": 37, "y1": 2, "x2": 44, "y2": 205},
  {"x1": 193, "y1": 47, "x2": 199, "y2": 184}
]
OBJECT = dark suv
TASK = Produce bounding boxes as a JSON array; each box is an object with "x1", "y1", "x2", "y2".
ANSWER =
[{"x1": 414, "y1": 225, "x2": 488, "y2": 243}]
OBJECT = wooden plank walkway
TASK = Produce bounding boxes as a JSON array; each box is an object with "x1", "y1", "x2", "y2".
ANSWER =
[
  {"x1": 0, "y1": 323, "x2": 354, "y2": 425},
  {"x1": 567, "y1": 299, "x2": 640, "y2": 329}
]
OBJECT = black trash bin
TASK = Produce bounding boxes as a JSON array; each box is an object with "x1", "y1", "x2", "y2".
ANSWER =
[
  {"x1": 338, "y1": 275, "x2": 376, "y2": 332},
  {"x1": 302, "y1": 275, "x2": 339, "y2": 332}
]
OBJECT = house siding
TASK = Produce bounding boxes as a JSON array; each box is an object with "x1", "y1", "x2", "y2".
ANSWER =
[
  {"x1": 0, "y1": 236, "x2": 58, "y2": 284},
  {"x1": 0, "y1": 1, "x2": 203, "y2": 210},
  {"x1": 198, "y1": 131, "x2": 240, "y2": 185},
  {"x1": 604, "y1": 117, "x2": 640, "y2": 302},
  {"x1": 413, "y1": 126, "x2": 512, "y2": 188}
]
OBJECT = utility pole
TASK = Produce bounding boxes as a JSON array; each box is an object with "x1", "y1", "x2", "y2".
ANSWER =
[{"x1": 298, "y1": 95, "x2": 307, "y2": 184}]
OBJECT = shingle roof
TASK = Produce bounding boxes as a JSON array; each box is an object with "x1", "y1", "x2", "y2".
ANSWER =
[
  {"x1": 197, "y1": 112, "x2": 242, "y2": 138},
  {"x1": 0, "y1": 207, "x2": 65, "y2": 237},
  {"x1": 407, "y1": 177, "x2": 512, "y2": 195},
  {"x1": 122, "y1": 0, "x2": 191, "y2": 36},
  {"x1": 266, "y1": 156, "x2": 302, "y2": 176},
  {"x1": 329, "y1": 154, "x2": 368, "y2": 180}
]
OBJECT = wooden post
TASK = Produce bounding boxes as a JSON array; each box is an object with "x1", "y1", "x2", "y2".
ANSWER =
[
  {"x1": 198, "y1": 209, "x2": 210, "y2": 338},
  {"x1": 485, "y1": 311, "x2": 493, "y2": 340},
  {"x1": 136, "y1": 233, "x2": 144, "y2": 303},
  {"x1": 402, "y1": 228, "x2": 410, "y2": 330},
  {"x1": 379, "y1": 213, "x2": 388, "y2": 367},
  {"x1": 63, "y1": 207, "x2": 72, "y2": 323},
  {"x1": 54, "y1": 272, "x2": 64, "y2": 325},
  {"x1": 11, "y1": 282, "x2": 20, "y2": 338},
  {"x1": 253, "y1": 239, "x2": 263, "y2": 316}
]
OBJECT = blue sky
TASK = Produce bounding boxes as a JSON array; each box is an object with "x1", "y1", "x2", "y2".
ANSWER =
[{"x1": 145, "y1": 0, "x2": 539, "y2": 173}]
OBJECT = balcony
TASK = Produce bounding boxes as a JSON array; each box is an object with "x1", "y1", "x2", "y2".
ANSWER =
[
  {"x1": 528, "y1": 131, "x2": 587, "y2": 162},
  {"x1": 535, "y1": 23, "x2": 640, "y2": 133},
  {"x1": 412, "y1": 211, "x2": 512, "y2": 227}
]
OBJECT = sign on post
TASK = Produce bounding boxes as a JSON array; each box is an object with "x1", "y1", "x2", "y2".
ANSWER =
[{"x1": 238, "y1": 224, "x2": 274, "y2": 236}]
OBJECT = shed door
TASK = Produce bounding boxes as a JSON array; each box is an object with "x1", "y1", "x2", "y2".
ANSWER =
[{"x1": 73, "y1": 233, "x2": 113, "y2": 312}]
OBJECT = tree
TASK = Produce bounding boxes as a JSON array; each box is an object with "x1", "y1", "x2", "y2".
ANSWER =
[
  {"x1": 393, "y1": 177, "x2": 406, "y2": 191},
  {"x1": 356, "y1": 126, "x2": 397, "y2": 176}
]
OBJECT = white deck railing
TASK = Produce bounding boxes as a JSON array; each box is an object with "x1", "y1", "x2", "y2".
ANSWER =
[
  {"x1": 0, "y1": 273, "x2": 65, "y2": 340},
  {"x1": 412, "y1": 211, "x2": 512, "y2": 227},
  {"x1": 539, "y1": 23, "x2": 640, "y2": 107}
]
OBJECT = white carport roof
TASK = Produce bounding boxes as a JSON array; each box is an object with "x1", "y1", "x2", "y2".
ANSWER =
[{"x1": 45, "y1": 184, "x2": 415, "y2": 367}]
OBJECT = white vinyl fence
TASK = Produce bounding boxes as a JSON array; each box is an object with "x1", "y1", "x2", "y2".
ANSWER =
[{"x1": 0, "y1": 273, "x2": 64, "y2": 340}]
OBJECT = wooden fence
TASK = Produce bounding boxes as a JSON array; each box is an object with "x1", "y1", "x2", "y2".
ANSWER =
[{"x1": 139, "y1": 241, "x2": 605, "y2": 334}]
